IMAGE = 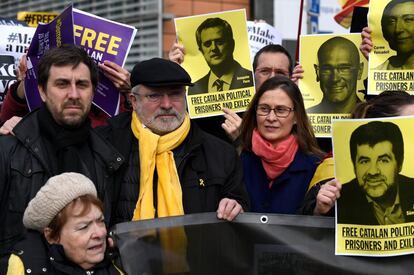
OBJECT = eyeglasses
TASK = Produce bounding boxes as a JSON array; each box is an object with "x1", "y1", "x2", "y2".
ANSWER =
[
  {"x1": 256, "y1": 104, "x2": 294, "y2": 118},
  {"x1": 316, "y1": 65, "x2": 357, "y2": 76},
  {"x1": 132, "y1": 90, "x2": 185, "y2": 103}
]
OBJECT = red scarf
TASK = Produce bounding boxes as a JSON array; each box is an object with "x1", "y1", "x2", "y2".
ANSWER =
[{"x1": 252, "y1": 129, "x2": 298, "y2": 187}]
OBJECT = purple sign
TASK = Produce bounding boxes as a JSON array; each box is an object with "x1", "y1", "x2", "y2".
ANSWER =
[
  {"x1": 25, "y1": 5, "x2": 74, "y2": 110},
  {"x1": 24, "y1": 5, "x2": 136, "y2": 117},
  {"x1": 72, "y1": 8, "x2": 136, "y2": 116}
]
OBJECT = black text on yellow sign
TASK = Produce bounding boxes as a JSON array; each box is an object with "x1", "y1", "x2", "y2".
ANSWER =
[
  {"x1": 308, "y1": 114, "x2": 351, "y2": 138},
  {"x1": 17, "y1": 11, "x2": 58, "y2": 27},
  {"x1": 337, "y1": 223, "x2": 414, "y2": 256},
  {"x1": 370, "y1": 71, "x2": 414, "y2": 95},
  {"x1": 187, "y1": 88, "x2": 254, "y2": 118}
]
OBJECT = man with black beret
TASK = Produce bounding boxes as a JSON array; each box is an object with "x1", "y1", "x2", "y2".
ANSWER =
[{"x1": 98, "y1": 58, "x2": 249, "y2": 225}]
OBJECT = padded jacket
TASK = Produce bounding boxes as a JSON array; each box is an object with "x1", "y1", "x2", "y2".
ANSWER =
[
  {"x1": 97, "y1": 112, "x2": 249, "y2": 224},
  {"x1": 241, "y1": 150, "x2": 320, "y2": 214},
  {"x1": 0, "y1": 109, "x2": 124, "y2": 257},
  {"x1": 7, "y1": 231, "x2": 123, "y2": 275}
]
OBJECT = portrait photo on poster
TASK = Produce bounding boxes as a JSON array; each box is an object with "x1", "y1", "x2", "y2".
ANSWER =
[
  {"x1": 175, "y1": 10, "x2": 255, "y2": 119},
  {"x1": 298, "y1": 33, "x2": 367, "y2": 137},
  {"x1": 333, "y1": 117, "x2": 414, "y2": 257},
  {"x1": 368, "y1": 0, "x2": 414, "y2": 95},
  {"x1": 335, "y1": 119, "x2": 414, "y2": 226},
  {"x1": 187, "y1": 17, "x2": 253, "y2": 95},
  {"x1": 374, "y1": 0, "x2": 414, "y2": 70}
]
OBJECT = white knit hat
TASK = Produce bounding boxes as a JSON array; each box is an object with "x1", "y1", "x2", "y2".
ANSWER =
[{"x1": 23, "y1": 172, "x2": 97, "y2": 232}]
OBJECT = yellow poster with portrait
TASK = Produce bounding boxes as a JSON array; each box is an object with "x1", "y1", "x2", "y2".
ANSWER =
[
  {"x1": 333, "y1": 116, "x2": 414, "y2": 256},
  {"x1": 174, "y1": 9, "x2": 255, "y2": 119},
  {"x1": 368, "y1": 0, "x2": 414, "y2": 95},
  {"x1": 299, "y1": 33, "x2": 367, "y2": 138}
]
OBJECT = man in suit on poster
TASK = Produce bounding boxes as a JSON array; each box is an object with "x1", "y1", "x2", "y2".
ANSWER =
[{"x1": 188, "y1": 17, "x2": 253, "y2": 95}]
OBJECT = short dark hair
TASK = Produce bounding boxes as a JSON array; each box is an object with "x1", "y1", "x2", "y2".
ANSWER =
[
  {"x1": 381, "y1": 0, "x2": 414, "y2": 43},
  {"x1": 253, "y1": 44, "x2": 293, "y2": 75},
  {"x1": 37, "y1": 44, "x2": 98, "y2": 91},
  {"x1": 240, "y1": 75, "x2": 323, "y2": 157},
  {"x1": 350, "y1": 121, "x2": 404, "y2": 169},
  {"x1": 352, "y1": 91, "x2": 414, "y2": 118},
  {"x1": 195, "y1": 17, "x2": 234, "y2": 51}
]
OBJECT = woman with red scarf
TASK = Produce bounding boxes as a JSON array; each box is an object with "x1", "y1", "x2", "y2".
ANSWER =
[{"x1": 239, "y1": 75, "x2": 324, "y2": 213}]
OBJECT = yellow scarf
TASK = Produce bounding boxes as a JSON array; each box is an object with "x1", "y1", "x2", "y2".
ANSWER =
[{"x1": 131, "y1": 111, "x2": 190, "y2": 220}]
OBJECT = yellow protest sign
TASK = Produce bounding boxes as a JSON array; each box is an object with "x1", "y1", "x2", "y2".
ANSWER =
[
  {"x1": 368, "y1": 0, "x2": 414, "y2": 94},
  {"x1": 175, "y1": 9, "x2": 255, "y2": 119},
  {"x1": 333, "y1": 116, "x2": 414, "y2": 256},
  {"x1": 17, "y1": 11, "x2": 58, "y2": 27},
  {"x1": 299, "y1": 33, "x2": 367, "y2": 137}
]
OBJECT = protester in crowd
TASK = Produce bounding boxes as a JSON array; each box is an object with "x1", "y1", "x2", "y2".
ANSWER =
[
  {"x1": 97, "y1": 58, "x2": 249, "y2": 225},
  {"x1": 169, "y1": 42, "x2": 304, "y2": 142},
  {"x1": 223, "y1": 44, "x2": 304, "y2": 141},
  {"x1": 0, "y1": 55, "x2": 131, "y2": 134},
  {"x1": 299, "y1": 90, "x2": 414, "y2": 216},
  {"x1": 7, "y1": 172, "x2": 123, "y2": 274},
  {"x1": 0, "y1": 45, "x2": 123, "y2": 264},
  {"x1": 238, "y1": 75, "x2": 323, "y2": 213}
]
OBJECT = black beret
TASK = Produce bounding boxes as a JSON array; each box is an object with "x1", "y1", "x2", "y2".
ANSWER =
[{"x1": 130, "y1": 58, "x2": 193, "y2": 88}]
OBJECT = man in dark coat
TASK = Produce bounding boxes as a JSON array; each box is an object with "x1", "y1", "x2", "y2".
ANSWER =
[
  {"x1": 338, "y1": 121, "x2": 414, "y2": 225},
  {"x1": 98, "y1": 58, "x2": 249, "y2": 225},
  {"x1": 188, "y1": 17, "x2": 253, "y2": 95},
  {"x1": 0, "y1": 45, "x2": 124, "y2": 270}
]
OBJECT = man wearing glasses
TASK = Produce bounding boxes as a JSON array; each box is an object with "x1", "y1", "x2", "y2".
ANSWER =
[
  {"x1": 309, "y1": 36, "x2": 364, "y2": 114},
  {"x1": 377, "y1": 0, "x2": 414, "y2": 70},
  {"x1": 169, "y1": 41, "x2": 302, "y2": 143},
  {"x1": 98, "y1": 58, "x2": 249, "y2": 225}
]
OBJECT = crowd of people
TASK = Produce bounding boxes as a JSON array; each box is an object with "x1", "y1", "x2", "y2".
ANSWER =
[{"x1": 1, "y1": 4, "x2": 414, "y2": 273}]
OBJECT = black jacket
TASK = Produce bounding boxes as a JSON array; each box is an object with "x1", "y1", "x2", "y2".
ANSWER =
[
  {"x1": 9, "y1": 230, "x2": 122, "y2": 275},
  {"x1": 97, "y1": 112, "x2": 249, "y2": 224},
  {"x1": 0, "y1": 109, "x2": 124, "y2": 256},
  {"x1": 337, "y1": 175, "x2": 414, "y2": 225},
  {"x1": 297, "y1": 178, "x2": 334, "y2": 216}
]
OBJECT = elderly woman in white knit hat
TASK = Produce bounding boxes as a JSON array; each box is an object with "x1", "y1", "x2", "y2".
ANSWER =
[{"x1": 6, "y1": 172, "x2": 123, "y2": 275}]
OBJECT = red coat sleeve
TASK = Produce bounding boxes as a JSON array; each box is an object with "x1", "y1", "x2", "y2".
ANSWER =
[{"x1": 0, "y1": 81, "x2": 29, "y2": 124}]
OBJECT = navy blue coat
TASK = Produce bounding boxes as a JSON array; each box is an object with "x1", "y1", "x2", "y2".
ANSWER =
[{"x1": 241, "y1": 150, "x2": 320, "y2": 214}]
